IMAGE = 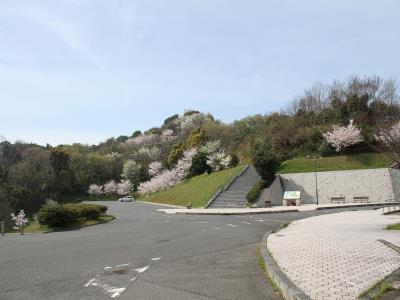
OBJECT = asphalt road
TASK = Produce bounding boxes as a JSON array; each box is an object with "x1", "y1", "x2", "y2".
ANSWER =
[{"x1": 0, "y1": 202, "x2": 376, "y2": 300}]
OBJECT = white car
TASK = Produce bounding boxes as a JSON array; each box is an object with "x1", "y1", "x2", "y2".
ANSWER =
[{"x1": 118, "y1": 196, "x2": 134, "y2": 202}]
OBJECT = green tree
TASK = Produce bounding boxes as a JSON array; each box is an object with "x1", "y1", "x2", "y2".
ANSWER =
[
  {"x1": 251, "y1": 142, "x2": 281, "y2": 182},
  {"x1": 121, "y1": 160, "x2": 148, "y2": 190},
  {"x1": 166, "y1": 141, "x2": 186, "y2": 168}
]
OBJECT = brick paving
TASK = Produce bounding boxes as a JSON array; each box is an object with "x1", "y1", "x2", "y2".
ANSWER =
[{"x1": 268, "y1": 210, "x2": 400, "y2": 300}]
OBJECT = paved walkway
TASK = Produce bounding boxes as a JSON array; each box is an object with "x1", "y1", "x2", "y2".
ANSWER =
[
  {"x1": 267, "y1": 210, "x2": 400, "y2": 300},
  {"x1": 158, "y1": 202, "x2": 388, "y2": 215}
]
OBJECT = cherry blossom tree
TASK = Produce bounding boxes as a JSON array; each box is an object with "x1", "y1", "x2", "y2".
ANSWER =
[
  {"x1": 375, "y1": 120, "x2": 400, "y2": 165},
  {"x1": 103, "y1": 180, "x2": 118, "y2": 195},
  {"x1": 138, "y1": 148, "x2": 197, "y2": 194},
  {"x1": 11, "y1": 210, "x2": 28, "y2": 235},
  {"x1": 323, "y1": 120, "x2": 364, "y2": 152},
  {"x1": 148, "y1": 161, "x2": 162, "y2": 176},
  {"x1": 88, "y1": 184, "x2": 103, "y2": 195},
  {"x1": 207, "y1": 150, "x2": 231, "y2": 171},
  {"x1": 117, "y1": 180, "x2": 133, "y2": 195}
]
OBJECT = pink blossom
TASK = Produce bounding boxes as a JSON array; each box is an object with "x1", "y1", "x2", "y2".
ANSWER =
[
  {"x1": 88, "y1": 184, "x2": 103, "y2": 195},
  {"x1": 103, "y1": 180, "x2": 118, "y2": 195},
  {"x1": 148, "y1": 161, "x2": 163, "y2": 176},
  {"x1": 323, "y1": 120, "x2": 364, "y2": 152},
  {"x1": 139, "y1": 148, "x2": 197, "y2": 194},
  {"x1": 11, "y1": 210, "x2": 29, "y2": 234},
  {"x1": 207, "y1": 150, "x2": 231, "y2": 171},
  {"x1": 117, "y1": 180, "x2": 133, "y2": 195}
]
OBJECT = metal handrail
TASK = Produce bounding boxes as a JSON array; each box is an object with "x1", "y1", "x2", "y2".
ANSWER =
[
  {"x1": 204, "y1": 165, "x2": 249, "y2": 208},
  {"x1": 382, "y1": 199, "x2": 400, "y2": 214}
]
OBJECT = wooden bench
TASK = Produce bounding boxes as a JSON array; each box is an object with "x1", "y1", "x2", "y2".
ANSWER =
[
  {"x1": 353, "y1": 196, "x2": 370, "y2": 203},
  {"x1": 331, "y1": 197, "x2": 346, "y2": 204}
]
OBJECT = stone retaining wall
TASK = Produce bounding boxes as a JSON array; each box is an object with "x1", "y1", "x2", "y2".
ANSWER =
[{"x1": 258, "y1": 168, "x2": 399, "y2": 205}]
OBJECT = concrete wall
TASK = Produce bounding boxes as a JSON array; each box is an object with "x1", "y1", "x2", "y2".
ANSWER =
[
  {"x1": 389, "y1": 168, "x2": 400, "y2": 201},
  {"x1": 254, "y1": 175, "x2": 283, "y2": 207},
  {"x1": 279, "y1": 168, "x2": 395, "y2": 205}
]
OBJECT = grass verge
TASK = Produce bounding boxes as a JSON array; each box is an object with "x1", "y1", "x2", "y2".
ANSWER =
[
  {"x1": 257, "y1": 246, "x2": 281, "y2": 296},
  {"x1": 359, "y1": 280, "x2": 393, "y2": 299},
  {"x1": 386, "y1": 223, "x2": 400, "y2": 230},
  {"x1": 278, "y1": 152, "x2": 393, "y2": 174},
  {"x1": 139, "y1": 165, "x2": 243, "y2": 207},
  {"x1": 7, "y1": 215, "x2": 115, "y2": 234}
]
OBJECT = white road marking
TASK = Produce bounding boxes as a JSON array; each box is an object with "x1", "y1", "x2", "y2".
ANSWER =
[
  {"x1": 226, "y1": 224, "x2": 237, "y2": 228},
  {"x1": 256, "y1": 219, "x2": 265, "y2": 222},
  {"x1": 151, "y1": 257, "x2": 161, "y2": 261},
  {"x1": 241, "y1": 221, "x2": 251, "y2": 225},
  {"x1": 130, "y1": 276, "x2": 137, "y2": 282},
  {"x1": 85, "y1": 278, "x2": 127, "y2": 298},
  {"x1": 110, "y1": 287, "x2": 127, "y2": 298},
  {"x1": 116, "y1": 263, "x2": 131, "y2": 267},
  {"x1": 134, "y1": 265, "x2": 151, "y2": 273},
  {"x1": 104, "y1": 266, "x2": 112, "y2": 270},
  {"x1": 197, "y1": 221, "x2": 208, "y2": 224},
  {"x1": 84, "y1": 278, "x2": 96, "y2": 287}
]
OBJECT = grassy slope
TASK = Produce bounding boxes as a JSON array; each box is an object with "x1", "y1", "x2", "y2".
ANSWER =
[
  {"x1": 278, "y1": 152, "x2": 394, "y2": 174},
  {"x1": 140, "y1": 165, "x2": 244, "y2": 208}
]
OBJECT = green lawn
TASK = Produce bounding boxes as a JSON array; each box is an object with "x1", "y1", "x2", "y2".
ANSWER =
[
  {"x1": 278, "y1": 152, "x2": 394, "y2": 174},
  {"x1": 139, "y1": 165, "x2": 244, "y2": 207},
  {"x1": 386, "y1": 223, "x2": 400, "y2": 230}
]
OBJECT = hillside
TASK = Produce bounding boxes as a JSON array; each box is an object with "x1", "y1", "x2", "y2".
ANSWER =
[
  {"x1": 278, "y1": 153, "x2": 394, "y2": 174},
  {"x1": 139, "y1": 165, "x2": 243, "y2": 207}
]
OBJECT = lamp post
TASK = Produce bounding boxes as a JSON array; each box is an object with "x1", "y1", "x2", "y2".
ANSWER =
[{"x1": 306, "y1": 155, "x2": 319, "y2": 205}]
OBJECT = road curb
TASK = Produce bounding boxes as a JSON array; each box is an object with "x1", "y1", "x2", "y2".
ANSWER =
[
  {"x1": 315, "y1": 203, "x2": 385, "y2": 210},
  {"x1": 260, "y1": 226, "x2": 311, "y2": 300},
  {"x1": 165, "y1": 209, "x2": 299, "y2": 215}
]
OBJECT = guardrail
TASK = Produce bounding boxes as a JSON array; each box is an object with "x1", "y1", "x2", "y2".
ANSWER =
[
  {"x1": 382, "y1": 199, "x2": 400, "y2": 214},
  {"x1": 204, "y1": 165, "x2": 249, "y2": 208}
]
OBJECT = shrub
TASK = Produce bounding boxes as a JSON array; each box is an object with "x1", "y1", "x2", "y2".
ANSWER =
[
  {"x1": 251, "y1": 142, "x2": 281, "y2": 181},
  {"x1": 246, "y1": 180, "x2": 267, "y2": 203},
  {"x1": 64, "y1": 203, "x2": 107, "y2": 220},
  {"x1": 37, "y1": 203, "x2": 108, "y2": 228},
  {"x1": 189, "y1": 152, "x2": 212, "y2": 177},
  {"x1": 229, "y1": 154, "x2": 239, "y2": 167},
  {"x1": 37, "y1": 205, "x2": 79, "y2": 228}
]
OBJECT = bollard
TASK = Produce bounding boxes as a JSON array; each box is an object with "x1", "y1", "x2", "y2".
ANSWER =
[{"x1": 1, "y1": 221, "x2": 4, "y2": 236}]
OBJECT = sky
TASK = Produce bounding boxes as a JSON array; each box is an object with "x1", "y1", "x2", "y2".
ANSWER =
[{"x1": 0, "y1": 0, "x2": 399, "y2": 146}]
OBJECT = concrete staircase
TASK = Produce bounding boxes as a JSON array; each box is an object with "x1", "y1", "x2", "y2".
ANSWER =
[{"x1": 207, "y1": 165, "x2": 261, "y2": 208}]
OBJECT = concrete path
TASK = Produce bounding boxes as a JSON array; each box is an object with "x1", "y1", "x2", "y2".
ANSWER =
[
  {"x1": 268, "y1": 210, "x2": 400, "y2": 300},
  {"x1": 158, "y1": 202, "x2": 388, "y2": 215}
]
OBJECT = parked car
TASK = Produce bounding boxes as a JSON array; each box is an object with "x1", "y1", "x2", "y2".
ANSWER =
[{"x1": 118, "y1": 196, "x2": 134, "y2": 202}]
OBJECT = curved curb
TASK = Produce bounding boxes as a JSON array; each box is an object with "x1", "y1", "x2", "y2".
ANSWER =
[{"x1": 260, "y1": 227, "x2": 311, "y2": 300}]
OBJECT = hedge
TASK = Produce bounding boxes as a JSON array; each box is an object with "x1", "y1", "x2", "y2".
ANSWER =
[
  {"x1": 37, "y1": 203, "x2": 108, "y2": 228},
  {"x1": 246, "y1": 180, "x2": 267, "y2": 204}
]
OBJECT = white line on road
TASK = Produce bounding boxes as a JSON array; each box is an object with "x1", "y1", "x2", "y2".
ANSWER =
[
  {"x1": 104, "y1": 266, "x2": 112, "y2": 270},
  {"x1": 241, "y1": 222, "x2": 251, "y2": 225},
  {"x1": 226, "y1": 224, "x2": 237, "y2": 228},
  {"x1": 116, "y1": 263, "x2": 131, "y2": 267},
  {"x1": 134, "y1": 265, "x2": 151, "y2": 273},
  {"x1": 151, "y1": 257, "x2": 161, "y2": 261},
  {"x1": 197, "y1": 221, "x2": 208, "y2": 224},
  {"x1": 84, "y1": 278, "x2": 96, "y2": 287}
]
